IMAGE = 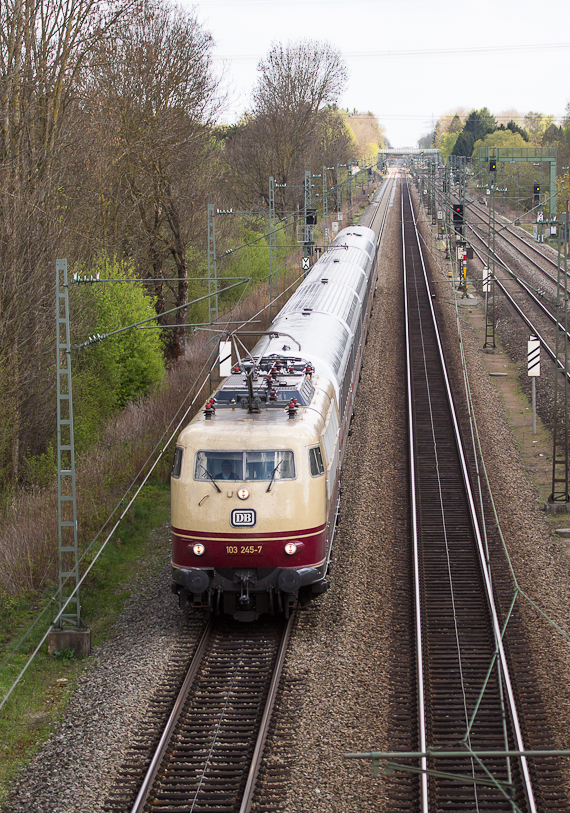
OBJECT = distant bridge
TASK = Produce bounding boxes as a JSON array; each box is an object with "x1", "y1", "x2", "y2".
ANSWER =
[{"x1": 379, "y1": 148, "x2": 439, "y2": 156}]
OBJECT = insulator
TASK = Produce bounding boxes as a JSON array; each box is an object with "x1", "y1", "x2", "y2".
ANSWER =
[{"x1": 287, "y1": 400, "x2": 298, "y2": 419}]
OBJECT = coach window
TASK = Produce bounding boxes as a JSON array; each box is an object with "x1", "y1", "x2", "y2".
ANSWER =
[{"x1": 309, "y1": 445, "x2": 324, "y2": 477}]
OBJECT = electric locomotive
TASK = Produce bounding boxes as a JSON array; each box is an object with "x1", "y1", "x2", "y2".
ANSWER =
[{"x1": 171, "y1": 225, "x2": 378, "y2": 621}]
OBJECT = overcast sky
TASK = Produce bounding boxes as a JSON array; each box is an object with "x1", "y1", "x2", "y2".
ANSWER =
[{"x1": 185, "y1": 0, "x2": 570, "y2": 148}]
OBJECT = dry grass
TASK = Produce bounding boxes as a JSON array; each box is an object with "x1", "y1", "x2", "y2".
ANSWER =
[{"x1": 0, "y1": 267, "x2": 302, "y2": 598}]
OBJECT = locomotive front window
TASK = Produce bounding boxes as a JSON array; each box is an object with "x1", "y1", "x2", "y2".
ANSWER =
[
  {"x1": 195, "y1": 451, "x2": 243, "y2": 481},
  {"x1": 194, "y1": 450, "x2": 295, "y2": 482},
  {"x1": 245, "y1": 451, "x2": 295, "y2": 481}
]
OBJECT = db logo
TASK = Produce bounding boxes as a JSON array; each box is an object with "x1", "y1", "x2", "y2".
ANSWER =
[{"x1": 231, "y1": 509, "x2": 256, "y2": 527}]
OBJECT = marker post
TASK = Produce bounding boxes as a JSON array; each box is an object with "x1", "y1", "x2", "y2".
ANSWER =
[{"x1": 528, "y1": 335, "x2": 540, "y2": 435}]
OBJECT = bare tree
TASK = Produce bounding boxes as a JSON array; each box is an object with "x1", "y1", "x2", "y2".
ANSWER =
[
  {"x1": 0, "y1": 0, "x2": 136, "y2": 489},
  {"x1": 343, "y1": 111, "x2": 388, "y2": 158},
  {"x1": 253, "y1": 40, "x2": 347, "y2": 121},
  {"x1": 83, "y1": 0, "x2": 220, "y2": 359},
  {"x1": 316, "y1": 107, "x2": 356, "y2": 165},
  {"x1": 0, "y1": 0, "x2": 137, "y2": 176},
  {"x1": 222, "y1": 40, "x2": 348, "y2": 218}
]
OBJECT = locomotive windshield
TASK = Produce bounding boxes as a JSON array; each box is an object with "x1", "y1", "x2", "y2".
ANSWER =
[{"x1": 194, "y1": 450, "x2": 295, "y2": 482}]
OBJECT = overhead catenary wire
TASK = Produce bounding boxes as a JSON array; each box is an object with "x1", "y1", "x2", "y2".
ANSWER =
[
  {"x1": 0, "y1": 241, "x2": 306, "y2": 712},
  {"x1": 0, "y1": 164, "x2": 372, "y2": 705}
]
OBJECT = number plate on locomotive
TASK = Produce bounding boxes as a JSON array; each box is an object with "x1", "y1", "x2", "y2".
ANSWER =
[
  {"x1": 230, "y1": 508, "x2": 256, "y2": 527},
  {"x1": 225, "y1": 545, "x2": 263, "y2": 555}
]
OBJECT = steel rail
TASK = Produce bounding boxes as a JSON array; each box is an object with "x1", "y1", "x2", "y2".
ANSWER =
[
  {"x1": 365, "y1": 171, "x2": 395, "y2": 238},
  {"x1": 467, "y1": 197, "x2": 564, "y2": 283},
  {"x1": 239, "y1": 611, "x2": 295, "y2": 813},
  {"x1": 402, "y1": 184, "x2": 429, "y2": 813},
  {"x1": 405, "y1": 181, "x2": 538, "y2": 813},
  {"x1": 130, "y1": 617, "x2": 293, "y2": 813},
  {"x1": 129, "y1": 620, "x2": 213, "y2": 813},
  {"x1": 467, "y1": 226, "x2": 570, "y2": 383}
]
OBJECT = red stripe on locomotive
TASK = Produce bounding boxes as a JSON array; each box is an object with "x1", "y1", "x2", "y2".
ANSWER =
[{"x1": 172, "y1": 524, "x2": 327, "y2": 568}]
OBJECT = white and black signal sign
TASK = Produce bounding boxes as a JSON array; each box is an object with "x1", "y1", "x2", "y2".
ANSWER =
[
  {"x1": 527, "y1": 336, "x2": 540, "y2": 377},
  {"x1": 302, "y1": 256, "x2": 311, "y2": 272},
  {"x1": 231, "y1": 508, "x2": 256, "y2": 527}
]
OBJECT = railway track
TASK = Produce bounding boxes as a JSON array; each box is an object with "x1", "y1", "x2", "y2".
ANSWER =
[
  {"x1": 104, "y1": 616, "x2": 293, "y2": 813},
  {"x1": 461, "y1": 196, "x2": 570, "y2": 428},
  {"x1": 468, "y1": 226, "x2": 570, "y2": 378},
  {"x1": 467, "y1": 197, "x2": 564, "y2": 288},
  {"x1": 360, "y1": 170, "x2": 396, "y2": 238},
  {"x1": 466, "y1": 198, "x2": 564, "y2": 317},
  {"x1": 378, "y1": 178, "x2": 569, "y2": 812},
  {"x1": 102, "y1": 177, "x2": 396, "y2": 813}
]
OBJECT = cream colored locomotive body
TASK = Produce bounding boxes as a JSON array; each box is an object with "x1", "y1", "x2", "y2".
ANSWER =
[{"x1": 171, "y1": 225, "x2": 378, "y2": 621}]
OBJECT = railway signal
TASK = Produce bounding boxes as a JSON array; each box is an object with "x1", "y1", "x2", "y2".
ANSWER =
[{"x1": 453, "y1": 203, "x2": 464, "y2": 233}]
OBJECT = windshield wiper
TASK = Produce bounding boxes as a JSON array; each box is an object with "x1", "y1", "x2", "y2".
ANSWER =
[
  {"x1": 201, "y1": 465, "x2": 221, "y2": 493},
  {"x1": 266, "y1": 460, "x2": 283, "y2": 492}
]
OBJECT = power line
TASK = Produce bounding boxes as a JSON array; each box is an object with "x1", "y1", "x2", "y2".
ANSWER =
[{"x1": 213, "y1": 42, "x2": 570, "y2": 62}]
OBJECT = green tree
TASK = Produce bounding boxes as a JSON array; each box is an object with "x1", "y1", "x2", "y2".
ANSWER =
[
  {"x1": 524, "y1": 111, "x2": 555, "y2": 142},
  {"x1": 73, "y1": 259, "x2": 165, "y2": 451},
  {"x1": 449, "y1": 114, "x2": 463, "y2": 134},
  {"x1": 439, "y1": 131, "x2": 459, "y2": 160},
  {"x1": 473, "y1": 130, "x2": 528, "y2": 154},
  {"x1": 452, "y1": 131, "x2": 475, "y2": 157},
  {"x1": 556, "y1": 172, "x2": 569, "y2": 216},
  {"x1": 452, "y1": 108, "x2": 497, "y2": 156},
  {"x1": 473, "y1": 131, "x2": 536, "y2": 213},
  {"x1": 506, "y1": 120, "x2": 530, "y2": 141}
]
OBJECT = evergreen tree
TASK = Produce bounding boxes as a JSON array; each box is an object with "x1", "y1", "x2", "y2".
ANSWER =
[
  {"x1": 449, "y1": 114, "x2": 463, "y2": 134},
  {"x1": 463, "y1": 108, "x2": 497, "y2": 141},
  {"x1": 506, "y1": 120, "x2": 530, "y2": 142},
  {"x1": 451, "y1": 131, "x2": 475, "y2": 157}
]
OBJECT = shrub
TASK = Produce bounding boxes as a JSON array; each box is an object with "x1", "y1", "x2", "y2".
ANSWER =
[{"x1": 72, "y1": 258, "x2": 166, "y2": 452}]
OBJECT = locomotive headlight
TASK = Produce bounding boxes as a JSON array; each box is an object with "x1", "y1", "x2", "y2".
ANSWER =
[
  {"x1": 192, "y1": 544, "x2": 206, "y2": 556},
  {"x1": 237, "y1": 488, "x2": 249, "y2": 500},
  {"x1": 284, "y1": 542, "x2": 298, "y2": 555}
]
